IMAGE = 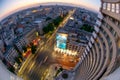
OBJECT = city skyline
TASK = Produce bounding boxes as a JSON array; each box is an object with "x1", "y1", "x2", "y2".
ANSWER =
[
  {"x1": 0, "y1": 0, "x2": 100, "y2": 21},
  {"x1": 0, "y1": 0, "x2": 120, "y2": 80},
  {"x1": 0, "y1": 5, "x2": 97, "y2": 80}
]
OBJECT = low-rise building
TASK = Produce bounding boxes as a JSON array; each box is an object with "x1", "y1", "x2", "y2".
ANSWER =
[
  {"x1": 24, "y1": 28, "x2": 37, "y2": 44},
  {"x1": 2, "y1": 28, "x2": 15, "y2": 46},
  {"x1": 33, "y1": 20, "x2": 44, "y2": 35}
]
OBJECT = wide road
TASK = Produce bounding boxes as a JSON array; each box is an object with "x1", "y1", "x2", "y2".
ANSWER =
[
  {"x1": 22, "y1": 44, "x2": 57, "y2": 80},
  {"x1": 18, "y1": 8, "x2": 76, "y2": 80}
]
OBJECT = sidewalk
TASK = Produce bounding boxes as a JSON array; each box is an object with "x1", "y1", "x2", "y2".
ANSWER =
[
  {"x1": 55, "y1": 70, "x2": 75, "y2": 80},
  {"x1": 44, "y1": 64, "x2": 61, "y2": 80}
]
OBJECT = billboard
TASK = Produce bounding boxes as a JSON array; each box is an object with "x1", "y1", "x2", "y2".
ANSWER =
[{"x1": 56, "y1": 33, "x2": 68, "y2": 49}]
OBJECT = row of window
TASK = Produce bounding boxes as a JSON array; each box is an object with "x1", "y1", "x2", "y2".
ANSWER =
[
  {"x1": 5, "y1": 48, "x2": 18, "y2": 65},
  {"x1": 103, "y1": 3, "x2": 120, "y2": 13},
  {"x1": 67, "y1": 47, "x2": 84, "y2": 53}
]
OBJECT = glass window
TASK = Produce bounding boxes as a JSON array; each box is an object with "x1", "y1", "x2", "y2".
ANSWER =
[
  {"x1": 103, "y1": 3, "x2": 107, "y2": 9},
  {"x1": 116, "y1": 4, "x2": 119, "y2": 13},
  {"x1": 112, "y1": 4, "x2": 115, "y2": 12},
  {"x1": 107, "y1": 3, "x2": 111, "y2": 11}
]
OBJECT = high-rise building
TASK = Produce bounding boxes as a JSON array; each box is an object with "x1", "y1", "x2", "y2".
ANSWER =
[{"x1": 73, "y1": 0, "x2": 120, "y2": 80}]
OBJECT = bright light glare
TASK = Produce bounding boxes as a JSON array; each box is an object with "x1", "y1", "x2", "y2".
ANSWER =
[
  {"x1": 56, "y1": 33, "x2": 67, "y2": 49},
  {"x1": 70, "y1": 17, "x2": 74, "y2": 20},
  {"x1": 54, "y1": 47, "x2": 77, "y2": 56}
]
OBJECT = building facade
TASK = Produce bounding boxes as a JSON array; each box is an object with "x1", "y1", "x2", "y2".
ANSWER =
[
  {"x1": 24, "y1": 28, "x2": 37, "y2": 43},
  {"x1": 67, "y1": 42, "x2": 86, "y2": 57},
  {"x1": 13, "y1": 37, "x2": 28, "y2": 53},
  {"x1": 4, "y1": 46, "x2": 18, "y2": 66},
  {"x1": 74, "y1": 0, "x2": 120, "y2": 80}
]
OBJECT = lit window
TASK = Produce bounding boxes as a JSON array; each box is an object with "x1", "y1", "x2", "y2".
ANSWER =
[
  {"x1": 116, "y1": 4, "x2": 119, "y2": 13},
  {"x1": 103, "y1": 3, "x2": 107, "y2": 9},
  {"x1": 107, "y1": 3, "x2": 111, "y2": 11},
  {"x1": 111, "y1": 4, "x2": 115, "y2": 12}
]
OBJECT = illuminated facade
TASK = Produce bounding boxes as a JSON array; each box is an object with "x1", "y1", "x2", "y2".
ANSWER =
[
  {"x1": 56, "y1": 33, "x2": 68, "y2": 49},
  {"x1": 67, "y1": 42, "x2": 86, "y2": 57}
]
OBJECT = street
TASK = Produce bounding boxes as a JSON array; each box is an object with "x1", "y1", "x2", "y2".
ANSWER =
[{"x1": 18, "y1": 8, "x2": 77, "y2": 80}]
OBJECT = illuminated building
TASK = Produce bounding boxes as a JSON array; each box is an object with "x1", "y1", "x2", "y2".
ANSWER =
[
  {"x1": 67, "y1": 41, "x2": 86, "y2": 57},
  {"x1": 56, "y1": 33, "x2": 68, "y2": 49}
]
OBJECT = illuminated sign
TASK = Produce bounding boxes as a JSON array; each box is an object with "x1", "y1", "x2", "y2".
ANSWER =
[{"x1": 56, "y1": 33, "x2": 68, "y2": 49}]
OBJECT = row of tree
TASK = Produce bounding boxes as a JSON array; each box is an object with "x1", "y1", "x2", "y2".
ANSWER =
[
  {"x1": 80, "y1": 24, "x2": 94, "y2": 33},
  {"x1": 15, "y1": 43, "x2": 37, "y2": 66},
  {"x1": 43, "y1": 16, "x2": 64, "y2": 34},
  {"x1": 22, "y1": 43, "x2": 37, "y2": 54}
]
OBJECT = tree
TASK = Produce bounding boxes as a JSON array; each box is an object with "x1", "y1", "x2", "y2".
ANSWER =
[
  {"x1": 31, "y1": 46, "x2": 37, "y2": 54},
  {"x1": 46, "y1": 17, "x2": 52, "y2": 21},
  {"x1": 53, "y1": 16, "x2": 63, "y2": 26},
  {"x1": 80, "y1": 24, "x2": 94, "y2": 32},
  {"x1": 55, "y1": 67, "x2": 63, "y2": 77},
  {"x1": 48, "y1": 23, "x2": 54, "y2": 31},
  {"x1": 26, "y1": 21, "x2": 30, "y2": 24},
  {"x1": 15, "y1": 57, "x2": 21, "y2": 65},
  {"x1": 43, "y1": 23, "x2": 54, "y2": 34},
  {"x1": 18, "y1": 55, "x2": 23, "y2": 61},
  {"x1": 43, "y1": 15, "x2": 65, "y2": 34},
  {"x1": 43, "y1": 26, "x2": 49, "y2": 34},
  {"x1": 8, "y1": 66, "x2": 15, "y2": 73},
  {"x1": 62, "y1": 73, "x2": 68, "y2": 79},
  {"x1": 22, "y1": 46, "x2": 27, "y2": 52},
  {"x1": 59, "y1": 67, "x2": 63, "y2": 71},
  {"x1": 31, "y1": 43, "x2": 37, "y2": 54}
]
